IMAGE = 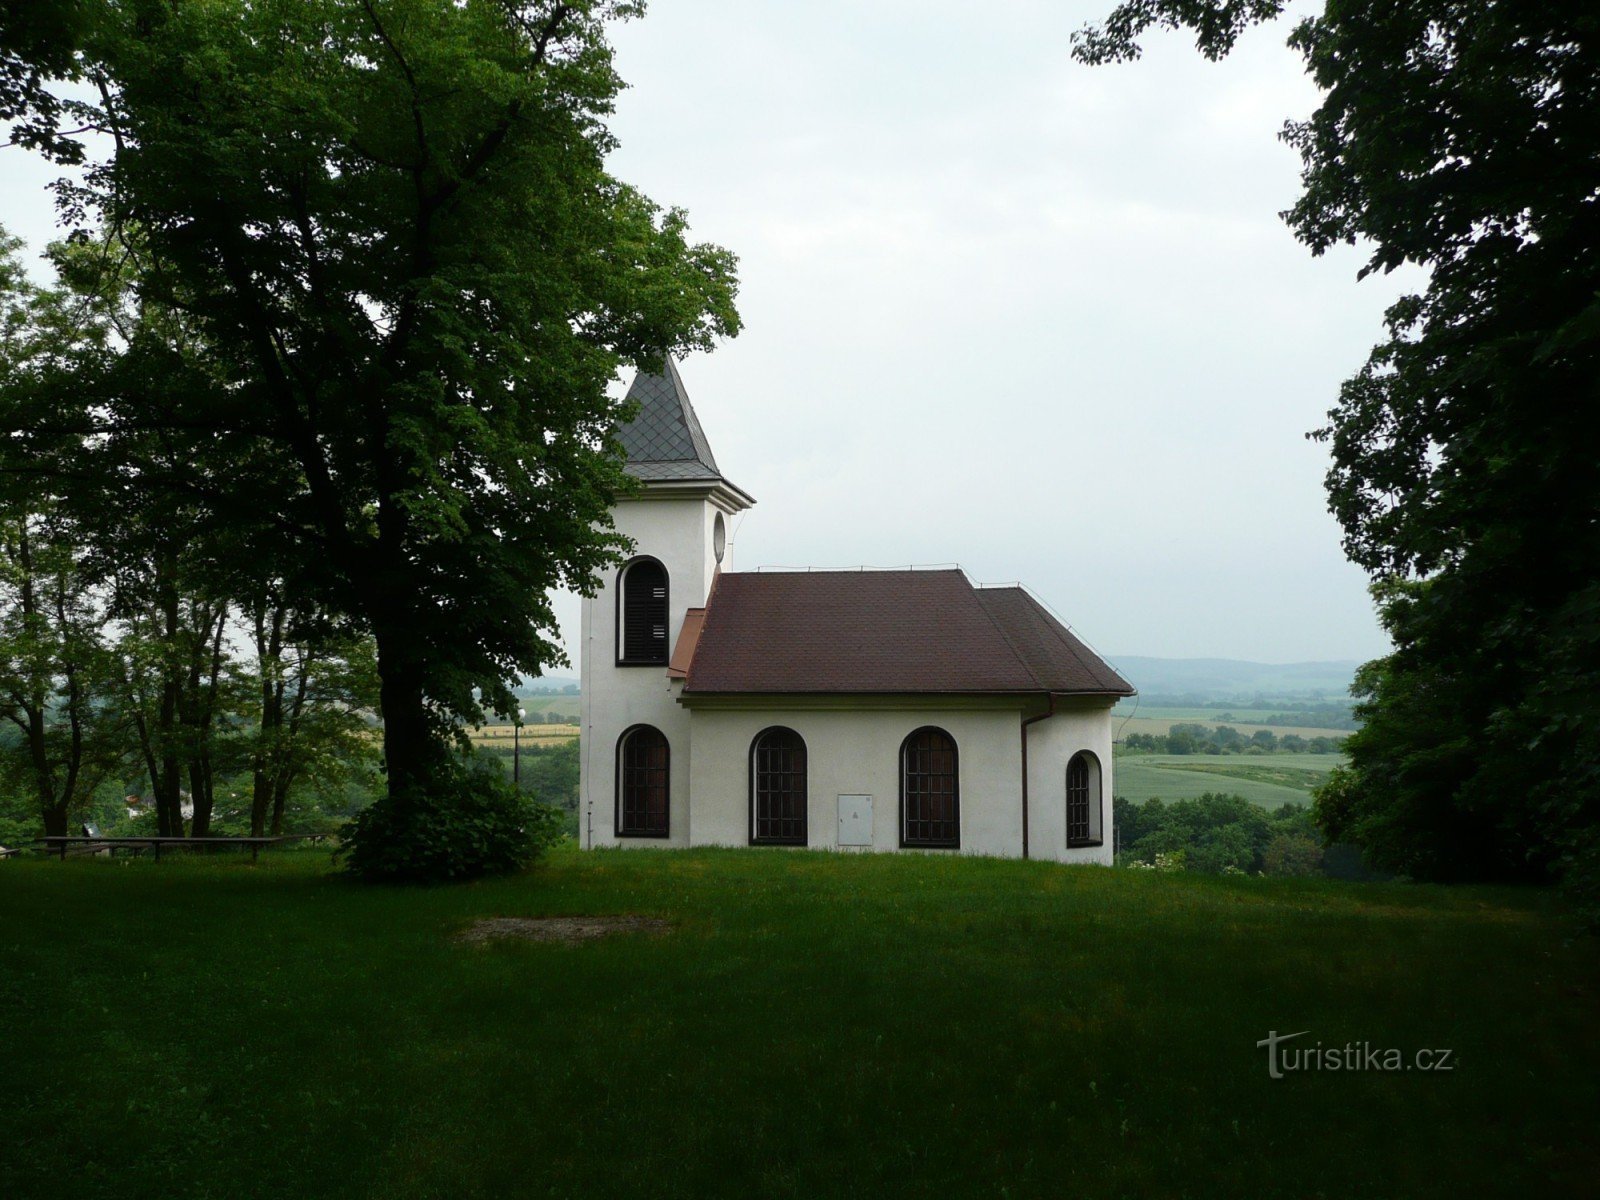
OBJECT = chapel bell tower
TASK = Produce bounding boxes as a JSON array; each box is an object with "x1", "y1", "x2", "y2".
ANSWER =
[{"x1": 577, "y1": 357, "x2": 754, "y2": 847}]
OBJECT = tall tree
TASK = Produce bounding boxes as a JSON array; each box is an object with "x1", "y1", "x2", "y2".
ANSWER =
[
  {"x1": 0, "y1": 226, "x2": 132, "y2": 839},
  {"x1": 5, "y1": 1, "x2": 740, "y2": 876},
  {"x1": 0, "y1": 500, "x2": 129, "y2": 838},
  {"x1": 243, "y1": 586, "x2": 378, "y2": 838},
  {"x1": 1075, "y1": 3, "x2": 1600, "y2": 913}
]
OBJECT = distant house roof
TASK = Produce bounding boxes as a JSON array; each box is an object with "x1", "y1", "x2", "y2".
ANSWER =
[{"x1": 681, "y1": 569, "x2": 1133, "y2": 697}]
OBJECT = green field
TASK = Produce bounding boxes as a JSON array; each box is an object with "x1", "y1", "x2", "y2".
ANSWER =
[
  {"x1": 512, "y1": 694, "x2": 582, "y2": 719},
  {"x1": 3, "y1": 848, "x2": 1597, "y2": 1198},
  {"x1": 1115, "y1": 753, "x2": 1344, "y2": 807}
]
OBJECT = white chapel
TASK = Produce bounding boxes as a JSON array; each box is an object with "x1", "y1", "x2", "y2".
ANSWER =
[{"x1": 578, "y1": 359, "x2": 1134, "y2": 862}]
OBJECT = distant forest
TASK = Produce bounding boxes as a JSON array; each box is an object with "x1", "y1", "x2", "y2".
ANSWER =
[{"x1": 1121, "y1": 724, "x2": 1346, "y2": 755}]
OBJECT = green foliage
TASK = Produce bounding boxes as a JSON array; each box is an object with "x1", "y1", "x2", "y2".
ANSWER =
[
  {"x1": 1078, "y1": 1, "x2": 1600, "y2": 919},
  {"x1": 0, "y1": 235, "x2": 133, "y2": 835},
  {"x1": 479, "y1": 736, "x2": 580, "y2": 835},
  {"x1": 337, "y1": 755, "x2": 562, "y2": 883},
  {"x1": 1122, "y1": 723, "x2": 1342, "y2": 755},
  {"x1": 1262, "y1": 832, "x2": 1323, "y2": 878},
  {"x1": 1116, "y1": 792, "x2": 1321, "y2": 875},
  {"x1": 3, "y1": 1, "x2": 742, "y2": 868},
  {"x1": 1072, "y1": 0, "x2": 1286, "y2": 65}
]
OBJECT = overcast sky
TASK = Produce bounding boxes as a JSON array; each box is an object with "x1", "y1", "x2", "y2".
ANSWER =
[
  {"x1": 590, "y1": 0, "x2": 1424, "y2": 668},
  {"x1": 0, "y1": 0, "x2": 1419, "y2": 669}
]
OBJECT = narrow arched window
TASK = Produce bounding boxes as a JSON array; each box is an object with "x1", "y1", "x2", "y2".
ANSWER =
[
  {"x1": 900, "y1": 727, "x2": 959, "y2": 848},
  {"x1": 617, "y1": 557, "x2": 668, "y2": 665},
  {"x1": 617, "y1": 725, "x2": 669, "y2": 837},
  {"x1": 1067, "y1": 751, "x2": 1102, "y2": 847},
  {"x1": 750, "y1": 727, "x2": 807, "y2": 845}
]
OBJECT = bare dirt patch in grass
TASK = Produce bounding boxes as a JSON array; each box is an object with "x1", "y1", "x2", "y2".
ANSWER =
[{"x1": 456, "y1": 916, "x2": 671, "y2": 946}]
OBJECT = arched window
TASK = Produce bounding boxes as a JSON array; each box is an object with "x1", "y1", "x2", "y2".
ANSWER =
[
  {"x1": 616, "y1": 725, "x2": 669, "y2": 837},
  {"x1": 1067, "y1": 751, "x2": 1103, "y2": 847},
  {"x1": 617, "y1": 557, "x2": 669, "y2": 665},
  {"x1": 900, "y1": 727, "x2": 959, "y2": 848},
  {"x1": 750, "y1": 727, "x2": 807, "y2": 845}
]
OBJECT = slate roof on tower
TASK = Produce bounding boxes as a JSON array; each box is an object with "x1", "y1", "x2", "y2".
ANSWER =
[
  {"x1": 617, "y1": 357, "x2": 725, "y2": 483},
  {"x1": 680, "y1": 569, "x2": 1134, "y2": 697}
]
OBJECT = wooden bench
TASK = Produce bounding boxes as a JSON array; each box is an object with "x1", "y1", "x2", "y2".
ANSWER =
[{"x1": 35, "y1": 835, "x2": 308, "y2": 864}]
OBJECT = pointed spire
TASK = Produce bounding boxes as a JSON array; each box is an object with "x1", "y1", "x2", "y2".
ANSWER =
[{"x1": 616, "y1": 356, "x2": 722, "y2": 481}]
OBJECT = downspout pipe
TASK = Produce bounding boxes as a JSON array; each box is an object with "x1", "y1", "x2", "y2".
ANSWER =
[{"x1": 1020, "y1": 693, "x2": 1057, "y2": 860}]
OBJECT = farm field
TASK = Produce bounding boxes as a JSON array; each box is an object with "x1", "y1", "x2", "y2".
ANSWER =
[
  {"x1": 2, "y1": 848, "x2": 1596, "y2": 1199},
  {"x1": 1114, "y1": 704, "x2": 1340, "y2": 723},
  {"x1": 468, "y1": 723, "x2": 579, "y2": 748},
  {"x1": 1112, "y1": 714, "x2": 1352, "y2": 741},
  {"x1": 1114, "y1": 752, "x2": 1344, "y2": 807},
  {"x1": 511, "y1": 694, "x2": 582, "y2": 719}
]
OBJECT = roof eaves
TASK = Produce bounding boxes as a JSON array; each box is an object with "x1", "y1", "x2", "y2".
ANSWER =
[{"x1": 1018, "y1": 587, "x2": 1135, "y2": 695}]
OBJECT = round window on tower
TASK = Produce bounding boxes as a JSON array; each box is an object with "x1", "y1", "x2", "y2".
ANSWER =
[{"x1": 713, "y1": 513, "x2": 727, "y2": 564}]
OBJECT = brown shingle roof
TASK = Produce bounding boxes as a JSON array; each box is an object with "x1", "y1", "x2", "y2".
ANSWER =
[
  {"x1": 972, "y1": 585, "x2": 1134, "y2": 695},
  {"x1": 681, "y1": 569, "x2": 1133, "y2": 697},
  {"x1": 667, "y1": 608, "x2": 705, "y2": 680}
]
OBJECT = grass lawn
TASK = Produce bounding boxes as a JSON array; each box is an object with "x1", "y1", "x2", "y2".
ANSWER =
[{"x1": 3, "y1": 847, "x2": 1597, "y2": 1199}]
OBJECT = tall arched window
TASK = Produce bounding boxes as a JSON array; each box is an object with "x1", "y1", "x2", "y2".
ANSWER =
[
  {"x1": 750, "y1": 727, "x2": 807, "y2": 845},
  {"x1": 617, "y1": 557, "x2": 668, "y2": 665},
  {"x1": 617, "y1": 725, "x2": 670, "y2": 838},
  {"x1": 1067, "y1": 751, "x2": 1103, "y2": 847},
  {"x1": 900, "y1": 727, "x2": 959, "y2": 848}
]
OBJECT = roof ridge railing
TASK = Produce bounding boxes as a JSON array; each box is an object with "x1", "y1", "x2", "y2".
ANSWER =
[
  {"x1": 752, "y1": 562, "x2": 965, "y2": 573},
  {"x1": 1005, "y1": 580, "x2": 1136, "y2": 691}
]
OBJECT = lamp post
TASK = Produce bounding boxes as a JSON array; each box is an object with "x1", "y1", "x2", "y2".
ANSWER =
[{"x1": 513, "y1": 708, "x2": 526, "y2": 788}]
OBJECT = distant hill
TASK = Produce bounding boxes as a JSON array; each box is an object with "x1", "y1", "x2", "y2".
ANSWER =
[
  {"x1": 1106, "y1": 657, "x2": 1359, "y2": 702},
  {"x1": 517, "y1": 674, "x2": 580, "y2": 696}
]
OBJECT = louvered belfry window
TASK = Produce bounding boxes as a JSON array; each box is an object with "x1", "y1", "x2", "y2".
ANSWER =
[
  {"x1": 1067, "y1": 752, "x2": 1095, "y2": 846},
  {"x1": 619, "y1": 558, "x2": 668, "y2": 664},
  {"x1": 751, "y1": 728, "x2": 807, "y2": 845},
  {"x1": 901, "y1": 727, "x2": 959, "y2": 848},
  {"x1": 617, "y1": 726, "x2": 669, "y2": 837}
]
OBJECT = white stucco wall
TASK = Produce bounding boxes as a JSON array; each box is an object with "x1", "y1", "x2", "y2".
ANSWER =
[
  {"x1": 580, "y1": 493, "x2": 734, "y2": 848},
  {"x1": 680, "y1": 698, "x2": 1115, "y2": 862},
  {"x1": 1024, "y1": 698, "x2": 1118, "y2": 866},
  {"x1": 681, "y1": 704, "x2": 1023, "y2": 855}
]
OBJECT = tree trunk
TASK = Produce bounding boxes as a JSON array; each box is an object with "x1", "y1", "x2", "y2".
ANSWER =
[
  {"x1": 250, "y1": 601, "x2": 286, "y2": 838},
  {"x1": 185, "y1": 605, "x2": 227, "y2": 839},
  {"x1": 188, "y1": 756, "x2": 214, "y2": 838},
  {"x1": 250, "y1": 767, "x2": 272, "y2": 838},
  {"x1": 155, "y1": 577, "x2": 185, "y2": 838},
  {"x1": 15, "y1": 523, "x2": 65, "y2": 837},
  {"x1": 41, "y1": 803, "x2": 69, "y2": 839},
  {"x1": 269, "y1": 771, "x2": 293, "y2": 837},
  {"x1": 374, "y1": 622, "x2": 435, "y2": 804}
]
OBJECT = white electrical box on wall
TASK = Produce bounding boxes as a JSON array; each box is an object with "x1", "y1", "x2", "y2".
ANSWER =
[{"x1": 837, "y1": 795, "x2": 873, "y2": 847}]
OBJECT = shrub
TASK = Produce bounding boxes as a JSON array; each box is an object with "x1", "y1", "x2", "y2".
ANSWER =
[
  {"x1": 0, "y1": 813, "x2": 40, "y2": 849},
  {"x1": 1262, "y1": 833, "x2": 1324, "y2": 878},
  {"x1": 338, "y1": 756, "x2": 563, "y2": 883}
]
